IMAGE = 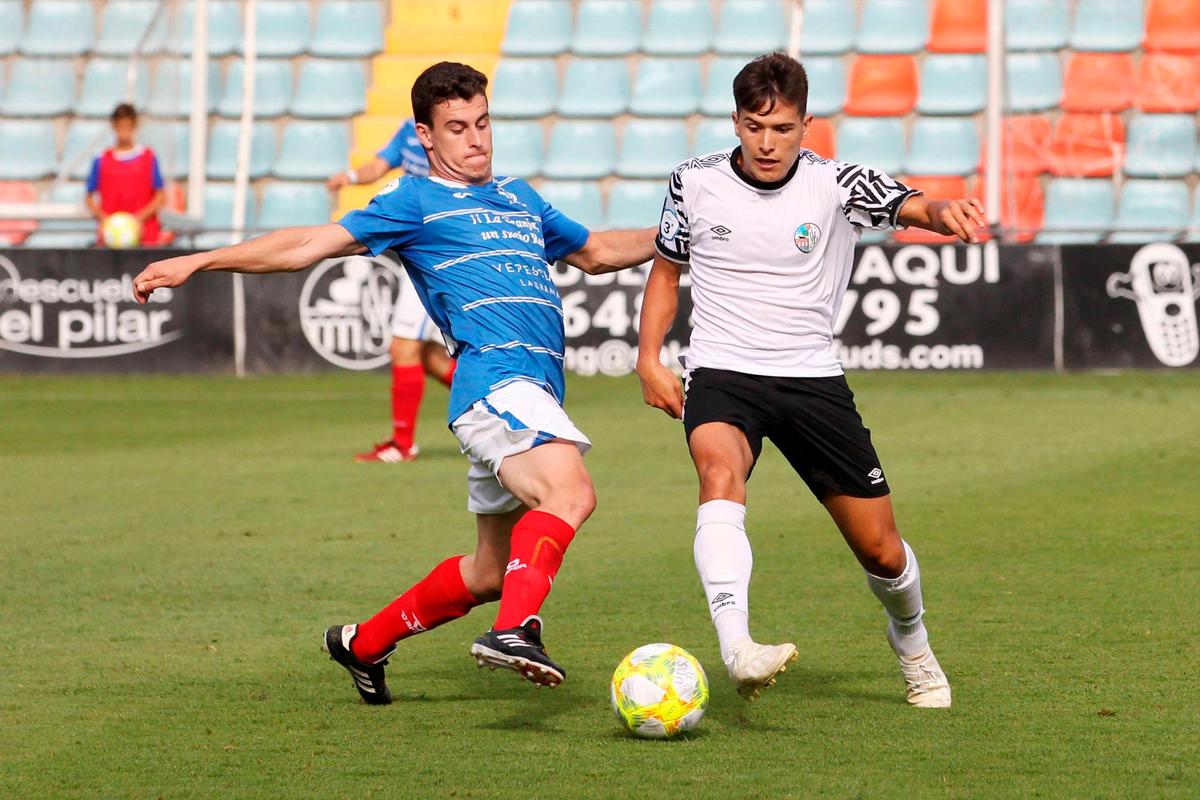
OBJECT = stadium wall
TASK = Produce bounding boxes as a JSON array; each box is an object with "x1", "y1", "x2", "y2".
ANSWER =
[{"x1": 1, "y1": 243, "x2": 1197, "y2": 374}]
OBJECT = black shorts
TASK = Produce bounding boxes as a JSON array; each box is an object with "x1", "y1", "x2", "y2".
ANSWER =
[{"x1": 682, "y1": 368, "x2": 890, "y2": 499}]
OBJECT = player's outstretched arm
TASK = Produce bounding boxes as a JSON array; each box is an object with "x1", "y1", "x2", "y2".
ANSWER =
[
  {"x1": 326, "y1": 157, "x2": 391, "y2": 192},
  {"x1": 132, "y1": 223, "x2": 366, "y2": 304},
  {"x1": 898, "y1": 196, "x2": 987, "y2": 244},
  {"x1": 562, "y1": 228, "x2": 656, "y2": 275},
  {"x1": 635, "y1": 254, "x2": 684, "y2": 419}
]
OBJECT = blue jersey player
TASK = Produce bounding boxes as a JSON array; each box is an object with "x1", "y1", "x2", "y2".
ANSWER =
[{"x1": 133, "y1": 62, "x2": 656, "y2": 702}]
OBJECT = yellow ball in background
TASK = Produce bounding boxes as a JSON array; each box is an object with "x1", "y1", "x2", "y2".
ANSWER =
[{"x1": 102, "y1": 212, "x2": 142, "y2": 249}]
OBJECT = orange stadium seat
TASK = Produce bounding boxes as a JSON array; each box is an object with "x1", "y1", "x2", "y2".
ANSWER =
[
  {"x1": 973, "y1": 176, "x2": 1045, "y2": 243},
  {"x1": 1135, "y1": 53, "x2": 1200, "y2": 111},
  {"x1": 1047, "y1": 113, "x2": 1125, "y2": 177},
  {"x1": 804, "y1": 118, "x2": 835, "y2": 159},
  {"x1": 1002, "y1": 115, "x2": 1052, "y2": 175},
  {"x1": 843, "y1": 55, "x2": 918, "y2": 116},
  {"x1": 1061, "y1": 52, "x2": 1134, "y2": 113},
  {"x1": 0, "y1": 182, "x2": 37, "y2": 245},
  {"x1": 1143, "y1": 0, "x2": 1200, "y2": 52},
  {"x1": 928, "y1": 0, "x2": 987, "y2": 53},
  {"x1": 892, "y1": 176, "x2": 968, "y2": 243}
]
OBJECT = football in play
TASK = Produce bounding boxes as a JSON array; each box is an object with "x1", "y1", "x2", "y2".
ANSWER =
[
  {"x1": 610, "y1": 643, "x2": 709, "y2": 739},
  {"x1": 102, "y1": 212, "x2": 141, "y2": 249}
]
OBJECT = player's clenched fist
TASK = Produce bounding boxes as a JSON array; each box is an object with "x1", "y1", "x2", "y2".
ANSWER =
[
  {"x1": 132, "y1": 253, "x2": 204, "y2": 304},
  {"x1": 636, "y1": 360, "x2": 684, "y2": 419}
]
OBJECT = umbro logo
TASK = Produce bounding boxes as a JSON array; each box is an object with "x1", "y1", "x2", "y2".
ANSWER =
[
  {"x1": 868, "y1": 467, "x2": 884, "y2": 484},
  {"x1": 710, "y1": 225, "x2": 732, "y2": 241},
  {"x1": 711, "y1": 592, "x2": 734, "y2": 605}
]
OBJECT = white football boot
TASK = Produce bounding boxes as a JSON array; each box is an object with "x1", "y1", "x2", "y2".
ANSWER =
[
  {"x1": 725, "y1": 640, "x2": 798, "y2": 701},
  {"x1": 890, "y1": 625, "x2": 952, "y2": 708}
]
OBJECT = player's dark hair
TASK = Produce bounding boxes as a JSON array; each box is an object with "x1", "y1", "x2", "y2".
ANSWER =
[
  {"x1": 411, "y1": 62, "x2": 489, "y2": 127},
  {"x1": 733, "y1": 52, "x2": 808, "y2": 117},
  {"x1": 110, "y1": 103, "x2": 138, "y2": 123}
]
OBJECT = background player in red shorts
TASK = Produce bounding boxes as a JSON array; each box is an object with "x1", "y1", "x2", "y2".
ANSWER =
[{"x1": 85, "y1": 103, "x2": 168, "y2": 247}]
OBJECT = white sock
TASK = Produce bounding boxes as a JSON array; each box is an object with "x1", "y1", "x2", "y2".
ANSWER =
[
  {"x1": 865, "y1": 540, "x2": 930, "y2": 658},
  {"x1": 693, "y1": 499, "x2": 753, "y2": 665}
]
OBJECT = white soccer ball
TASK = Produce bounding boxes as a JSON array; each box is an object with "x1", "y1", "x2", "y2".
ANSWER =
[
  {"x1": 610, "y1": 643, "x2": 709, "y2": 739},
  {"x1": 102, "y1": 212, "x2": 141, "y2": 249}
]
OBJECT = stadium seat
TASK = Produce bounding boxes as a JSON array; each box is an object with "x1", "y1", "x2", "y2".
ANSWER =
[
  {"x1": 1124, "y1": 114, "x2": 1197, "y2": 177},
  {"x1": 1062, "y1": 53, "x2": 1134, "y2": 112},
  {"x1": 62, "y1": 120, "x2": 109, "y2": 181},
  {"x1": 242, "y1": 1, "x2": 309, "y2": 58},
  {"x1": 557, "y1": 59, "x2": 629, "y2": 117},
  {"x1": 273, "y1": 122, "x2": 349, "y2": 180},
  {"x1": 844, "y1": 55, "x2": 918, "y2": 116},
  {"x1": 96, "y1": 0, "x2": 159, "y2": 56},
  {"x1": 928, "y1": 0, "x2": 987, "y2": 52},
  {"x1": 1135, "y1": 54, "x2": 1200, "y2": 112},
  {"x1": 149, "y1": 60, "x2": 219, "y2": 117},
  {"x1": 0, "y1": 3, "x2": 22, "y2": 56},
  {"x1": 1110, "y1": 179, "x2": 1190, "y2": 243},
  {"x1": 1047, "y1": 113, "x2": 1125, "y2": 176},
  {"x1": 20, "y1": 0, "x2": 93, "y2": 56},
  {"x1": 1003, "y1": 115, "x2": 1053, "y2": 175},
  {"x1": 1069, "y1": 0, "x2": 1145, "y2": 52},
  {"x1": 1186, "y1": 191, "x2": 1200, "y2": 242},
  {"x1": 292, "y1": 60, "x2": 365, "y2": 118},
  {"x1": 22, "y1": 179, "x2": 93, "y2": 245},
  {"x1": 702, "y1": 57, "x2": 744, "y2": 116},
  {"x1": 309, "y1": 0, "x2": 383, "y2": 57},
  {"x1": 502, "y1": 0, "x2": 572, "y2": 56},
  {"x1": 1, "y1": 59, "x2": 77, "y2": 117},
  {"x1": 218, "y1": 59, "x2": 294, "y2": 118},
  {"x1": 206, "y1": 121, "x2": 276, "y2": 180},
  {"x1": 543, "y1": 121, "x2": 616, "y2": 180},
  {"x1": 1006, "y1": 53, "x2": 1062, "y2": 113},
  {"x1": 142, "y1": 122, "x2": 191, "y2": 179},
  {"x1": 798, "y1": 0, "x2": 855, "y2": 55},
  {"x1": 490, "y1": 59, "x2": 558, "y2": 118},
  {"x1": 643, "y1": 0, "x2": 714, "y2": 56},
  {"x1": 0, "y1": 182, "x2": 38, "y2": 245},
  {"x1": 166, "y1": 0, "x2": 241, "y2": 56},
  {"x1": 605, "y1": 180, "x2": 664, "y2": 229},
  {"x1": 974, "y1": 175, "x2": 1045, "y2": 242},
  {"x1": 906, "y1": 118, "x2": 979, "y2": 176},
  {"x1": 617, "y1": 120, "x2": 690, "y2": 179},
  {"x1": 0, "y1": 122, "x2": 58, "y2": 180},
  {"x1": 694, "y1": 117, "x2": 737, "y2": 154},
  {"x1": 630, "y1": 59, "x2": 701, "y2": 117},
  {"x1": 804, "y1": 118, "x2": 836, "y2": 159},
  {"x1": 571, "y1": 0, "x2": 642, "y2": 55},
  {"x1": 537, "y1": 181, "x2": 603, "y2": 230},
  {"x1": 78, "y1": 60, "x2": 150, "y2": 118},
  {"x1": 194, "y1": 183, "x2": 259, "y2": 248},
  {"x1": 918, "y1": 55, "x2": 987, "y2": 115},
  {"x1": 1036, "y1": 178, "x2": 1115, "y2": 243},
  {"x1": 893, "y1": 176, "x2": 969, "y2": 243},
  {"x1": 1005, "y1": 0, "x2": 1069, "y2": 51},
  {"x1": 714, "y1": 0, "x2": 789, "y2": 55},
  {"x1": 805, "y1": 57, "x2": 848, "y2": 117},
  {"x1": 857, "y1": 0, "x2": 929, "y2": 54},
  {"x1": 836, "y1": 118, "x2": 906, "y2": 174},
  {"x1": 1144, "y1": 0, "x2": 1200, "y2": 52},
  {"x1": 490, "y1": 121, "x2": 544, "y2": 178},
  {"x1": 259, "y1": 182, "x2": 330, "y2": 228}
]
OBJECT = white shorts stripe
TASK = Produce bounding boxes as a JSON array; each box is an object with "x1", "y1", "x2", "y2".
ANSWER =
[
  {"x1": 462, "y1": 296, "x2": 563, "y2": 314},
  {"x1": 432, "y1": 249, "x2": 550, "y2": 271}
]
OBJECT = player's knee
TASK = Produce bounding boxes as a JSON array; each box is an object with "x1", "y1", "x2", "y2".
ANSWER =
[
  {"x1": 862, "y1": 525, "x2": 905, "y2": 576},
  {"x1": 697, "y1": 463, "x2": 743, "y2": 499},
  {"x1": 390, "y1": 337, "x2": 421, "y2": 364}
]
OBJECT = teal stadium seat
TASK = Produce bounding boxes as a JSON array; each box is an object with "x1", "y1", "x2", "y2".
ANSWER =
[
  {"x1": 1186, "y1": 192, "x2": 1200, "y2": 243},
  {"x1": 273, "y1": 122, "x2": 349, "y2": 180},
  {"x1": 617, "y1": 120, "x2": 690, "y2": 179},
  {"x1": 490, "y1": 59, "x2": 558, "y2": 118},
  {"x1": 1110, "y1": 180, "x2": 1189, "y2": 243},
  {"x1": 543, "y1": 121, "x2": 616, "y2": 180},
  {"x1": 557, "y1": 59, "x2": 629, "y2": 117},
  {"x1": 196, "y1": 183, "x2": 259, "y2": 248},
  {"x1": 206, "y1": 121, "x2": 276, "y2": 180},
  {"x1": 1006, "y1": 0, "x2": 1068, "y2": 51},
  {"x1": 631, "y1": 59, "x2": 701, "y2": 117},
  {"x1": 25, "y1": 182, "x2": 93, "y2": 247},
  {"x1": 1069, "y1": 0, "x2": 1144, "y2": 52},
  {"x1": 799, "y1": 0, "x2": 856, "y2": 55},
  {"x1": 218, "y1": 59, "x2": 294, "y2": 118},
  {"x1": 1124, "y1": 115, "x2": 1197, "y2": 178},
  {"x1": 490, "y1": 121, "x2": 544, "y2": 178},
  {"x1": 643, "y1": 1, "x2": 714, "y2": 56},
  {"x1": 1006, "y1": 53, "x2": 1062, "y2": 113},
  {"x1": 166, "y1": 0, "x2": 242, "y2": 56},
  {"x1": 149, "y1": 60, "x2": 219, "y2": 117},
  {"x1": 1036, "y1": 178, "x2": 1114, "y2": 243},
  {"x1": 62, "y1": 120, "x2": 110, "y2": 180},
  {"x1": 537, "y1": 181, "x2": 603, "y2": 230},
  {"x1": 142, "y1": 122, "x2": 191, "y2": 178},
  {"x1": 606, "y1": 180, "x2": 664, "y2": 229},
  {"x1": 0, "y1": 121, "x2": 58, "y2": 180},
  {"x1": 857, "y1": 0, "x2": 929, "y2": 54},
  {"x1": 259, "y1": 183, "x2": 330, "y2": 228},
  {"x1": 96, "y1": 1, "x2": 159, "y2": 56},
  {"x1": 805, "y1": 57, "x2": 847, "y2": 117},
  {"x1": 906, "y1": 117, "x2": 979, "y2": 175},
  {"x1": 502, "y1": 1, "x2": 572, "y2": 56},
  {"x1": 694, "y1": 117, "x2": 738, "y2": 154},
  {"x1": 1, "y1": 59, "x2": 77, "y2": 117},
  {"x1": 20, "y1": 0, "x2": 94, "y2": 56},
  {"x1": 310, "y1": 1, "x2": 383, "y2": 57},
  {"x1": 836, "y1": 118, "x2": 906, "y2": 175},
  {"x1": 0, "y1": 3, "x2": 22, "y2": 56},
  {"x1": 292, "y1": 60, "x2": 366, "y2": 118},
  {"x1": 918, "y1": 55, "x2": 986, "y2": 115},
  {"x1": 242, "y1": 1, "x2": 309, "y2": 58},
  {"x1": 78, "y1": 59, "x2": 150, "y2": 118},
  {"x1": 714, "y1": 0, "x2": 789, "y2": 55},
  {"x1": 701, "y1": 57, "x2": 743, "y2": 116},
  {"x1": 571, "y1": 0, "x2": 642, "y2": 56}
]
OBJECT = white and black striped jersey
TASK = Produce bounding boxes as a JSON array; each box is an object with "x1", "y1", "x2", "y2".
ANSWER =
[{"x1": 654, "y1": 147, "x2": 919, "y2": 376}]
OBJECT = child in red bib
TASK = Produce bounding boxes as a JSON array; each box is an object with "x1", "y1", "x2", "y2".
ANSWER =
[{"x1": 86, "y1": 104, "x2": 168, "y2": 246}]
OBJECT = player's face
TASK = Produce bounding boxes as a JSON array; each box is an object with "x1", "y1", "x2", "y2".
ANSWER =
[
  {"x1": 417, "y1": 95, "x2": 493, "y2": 185},
  {"x1": 112, "y1": 118, "x2": 136, "y2": 149},
  {"x1": 732, "y1": 101, "x2": 811, "y2": 183}
]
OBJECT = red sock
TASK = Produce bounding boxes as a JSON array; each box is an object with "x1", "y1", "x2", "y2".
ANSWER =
[
  {"x1": 352, "y1": 555, "x2": 480, "y2": 663},
  {"x1": 437, "y1": 359, "x2": 456, "y2": 388},
  {"x1": 493, "y1": 510, "x2": 576, "y2": 630},
  {"x1": 390, "y1": 363, "x2": 425, "y2": 449}
]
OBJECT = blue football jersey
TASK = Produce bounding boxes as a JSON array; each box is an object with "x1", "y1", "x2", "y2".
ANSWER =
[
  {"x1": 339, "y1": 175, "x2": 590, "y2": 423},
  {"x1": 376, "y1": 118, "x2": 429, "y2": 177}
]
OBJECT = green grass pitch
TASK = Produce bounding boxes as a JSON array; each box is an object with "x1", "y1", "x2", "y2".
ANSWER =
[{"x1": 1, "y1": 371, "x2": 1197, "y2": 799}]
